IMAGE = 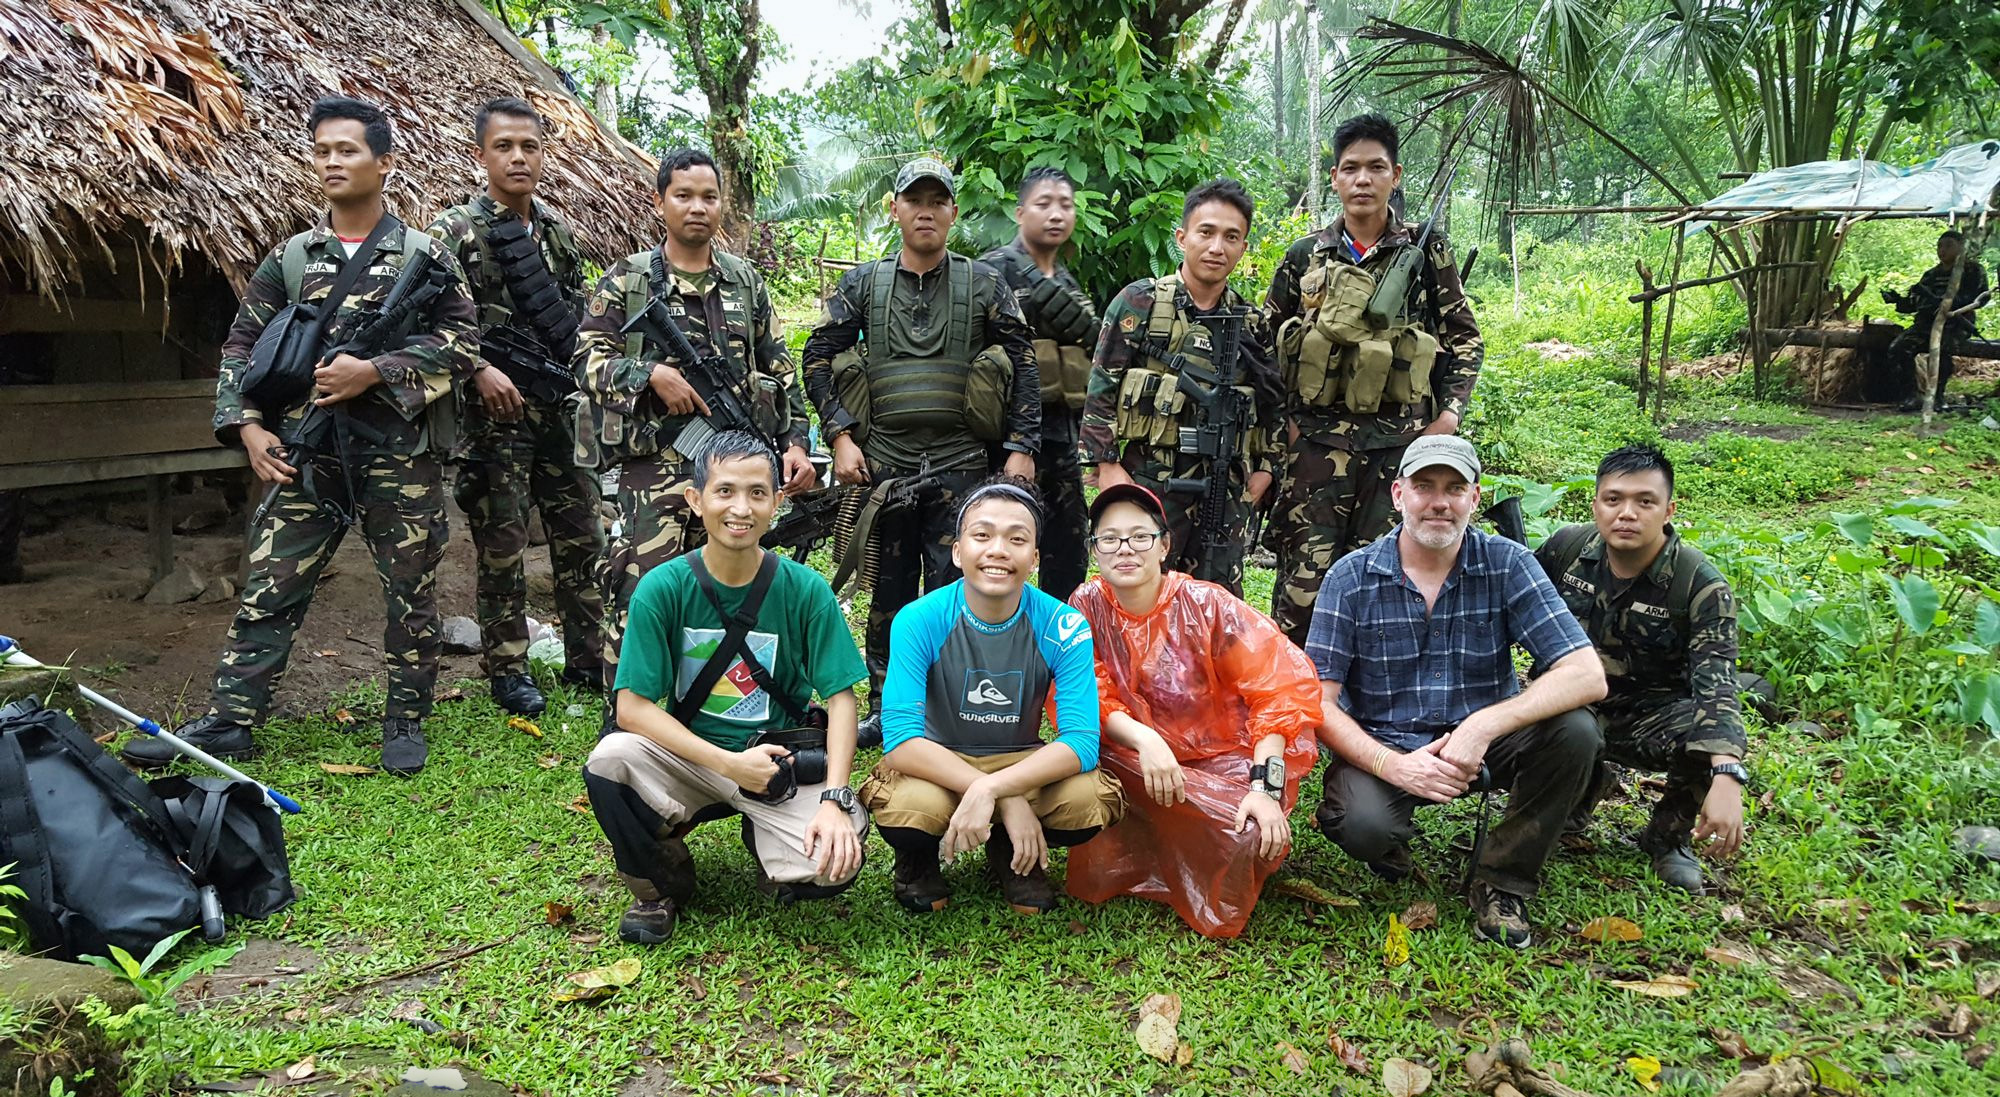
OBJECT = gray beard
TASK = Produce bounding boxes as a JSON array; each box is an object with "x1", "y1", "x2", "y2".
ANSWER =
[{"x1": 1407, "y1": 517, "x2": 1468, "y2": 551}]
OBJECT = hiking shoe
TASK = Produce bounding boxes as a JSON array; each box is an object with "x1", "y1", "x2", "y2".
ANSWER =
[
  {"x1": 1468, "y1": 881, "x2": 1533, "y2": 949},
  {"x1": 987, "y1": 838, "x2": 1058, "y2": 915},
  {"x1": 856, "y1": 714, "x2": 883, "y2": 751},
  {"x1": 123, "y1": 713, "x2": 254, "y2": 769},
  {"x1": 617, "y1": 898, "x2": 679, "y2": 945},
  {"x1": 559, "y1": 665, "x2": 605, "y2": 691},
  {"x1": 892, "y1": 845, "x2": 950, "y2": 913},
  {"x1": 1647, "y1": 842, "x2": 1705, "y2": 894},
  {"x1": 489, "y1": 673, "x2": 546, "y2": 717},
  {"x1": 379, "y1": 718, "x2": 428, "y2": 776},
  {"x1": 1366, "y1": 843, "x2": 1414, "y2": 883}
]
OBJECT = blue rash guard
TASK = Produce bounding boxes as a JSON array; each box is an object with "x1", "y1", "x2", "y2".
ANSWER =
[{"x1": 880, "y1": 581, "x2": 1102, "y2": 771}]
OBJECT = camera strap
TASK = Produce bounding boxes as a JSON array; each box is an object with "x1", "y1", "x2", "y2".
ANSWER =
[{"x1": 671, "y1": 550, "x2": 809, "y2": 728}]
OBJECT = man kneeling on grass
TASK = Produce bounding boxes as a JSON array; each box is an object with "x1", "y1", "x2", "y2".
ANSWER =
[
  {"x1": 583, "y1": 431, "x2": 869, "y2": 945},
  {"x1": 862, "y1": 479, "x2": 1126, "y2": 914}
]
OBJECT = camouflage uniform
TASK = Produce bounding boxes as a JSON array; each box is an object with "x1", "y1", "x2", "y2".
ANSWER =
[
  {"x1": 209, "y1": 217, "x2": 478, "y2": 723},
  {"x1": 1888, "y1": 258, "x2": 1989, "y2": 403},
  {"x1": 1263, "y1": 215, "x2": 1483, "y2": 643},
  {"x1": 428, "y1": 194, "x2": 604, "y2": 680},
  {"x1": 1535, "y1": 524, "x2": 1746, "y2": 842},
  {"x1": 575, "y1": 246, "x2": 806, "y2": 689},
  {"x1": 978, "y1": 238, "x2": 1095, "y2": 601},
  {"x1": 802, "y1": 254, "x2": 1040, "y2": 698},
  {"x1": 1080, "y1": 274, "x2": 1281, "y2": 594}
]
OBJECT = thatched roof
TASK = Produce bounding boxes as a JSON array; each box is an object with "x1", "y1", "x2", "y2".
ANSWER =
[{"x1": 0, "y1": 0, "x2": 660, "y2": 298}]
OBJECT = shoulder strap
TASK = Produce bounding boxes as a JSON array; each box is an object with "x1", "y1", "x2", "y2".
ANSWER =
[
  {"x1": 621, "y1": 249, "x2": 655, "y2": 361},
  {"x1": 1145, "y1": 275, "x2": 1182, "y2": 351},
  {"x1": 281, "y1": 234, "x2": 311, "y2": 304},
  {"x1": 867, "y1": 258, "x2": 896, "y2": 366},
  {"x1": 690, "y1": 553, "x2": 812, "y2": 726},
  {"x1": 1666, "y1": 539, "x2": 1709, "y2": 624},
  {"x1": 0, "y1": 731, "x2": 61, "y2": 950},
  {"x1": 317, "y1": 214, "x2": 403, "y2": 329},
  {"x1": 670, "y1": 552, "x2": 797, "y2": 726},
  {"x1": 159, "y1": 783, "x2": 231, "y2": 883},
  {"x1": 948, "y1": 253, "x2": 975, "y2": 362},
  {"x1": 1542, "y1": 523, "x2": 1593, "y2": 579}
]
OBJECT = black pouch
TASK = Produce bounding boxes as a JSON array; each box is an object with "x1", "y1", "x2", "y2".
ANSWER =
[{"x1": 151, "y1": 775, "x2": 296, "y2": 920}]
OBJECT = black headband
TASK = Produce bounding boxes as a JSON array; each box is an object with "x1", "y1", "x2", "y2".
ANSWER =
[{"x1": 956, "y1": 482, "x2": 1043, "y2": 530}]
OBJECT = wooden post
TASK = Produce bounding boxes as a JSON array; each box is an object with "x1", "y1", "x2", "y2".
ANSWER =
[
  {"x1": 1653, "y1": 230, "x2": 1689, "y2": 425},
  {"x1": 146, "y1": 474, "x2": 173, "y2": 583},
  {"x1": 1633, "y1": 259, "x2": 1656, "y2": 409},
  {"x1": 1919, "y1": 242, "x2": 1971, "y2": 428}
]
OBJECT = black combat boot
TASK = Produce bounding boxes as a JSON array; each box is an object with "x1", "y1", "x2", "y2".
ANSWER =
[
  {"x1": 379, "y1": 717, "x2": 428, "y2": 776},
  {"x1": 986, "y1": 834, "x2": 1057, "y2": 915},
  {"x1": 489, "y1": 674, "x2": 546, "y2": 717},
  {"x1": 122, "y1": 713, "x2": 255, "y2": 769}
]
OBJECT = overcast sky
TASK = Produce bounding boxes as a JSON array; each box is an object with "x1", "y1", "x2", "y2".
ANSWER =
[{"x1": 759, "y1": 0, "x2": 902, "y2": 93}]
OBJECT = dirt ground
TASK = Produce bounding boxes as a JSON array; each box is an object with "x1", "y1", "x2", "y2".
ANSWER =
[{"x1": 1, "y1": 475, "x2": 564, "y2": 726}]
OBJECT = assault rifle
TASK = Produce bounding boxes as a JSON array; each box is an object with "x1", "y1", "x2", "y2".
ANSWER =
[
  {"x1": 762, "y1": 479, "x2": 844, "y2": 563},
  {"x1": 481, "y1": 324, "x2": 576, "y2": 403},
  {"x1": 619, "y1": 294, "x2": 774, "y2": 458},
  {"x1": 251, "y1": 250, "x2": 455, "y2": 528},
  {"x1": 1364, "y1": 158, "x2": 1463, "y2": 331},
  {"x1": 830, "y1": 461, "x2": 946, "y2": 594},
  {"x1": 1158, "y1": 307, "x2": 1253, "y2": 579}
]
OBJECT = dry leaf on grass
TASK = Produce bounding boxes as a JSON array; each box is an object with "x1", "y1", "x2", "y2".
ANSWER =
[
  {"x1": 565, "y1": 794, "x2": 592, "y2": 814},
  {"x1": 1627, "y1": 1054, "x2": 1663, "y2": 1092},
  {"x1": 1580, "y1": 916, "x2": 1642, "y2": 942},
  {"x1": 388, "y1": 999, "x2": 424, "y2": 1021},
  {"x1": 332, "y1": 708, "x2": 354, "y2": 725},
  {"x1": 1278, "y1": 1042, "x2": 1310, "y2": 1075},
  {"x1": 508, "y1": 715, "x2": 543, "y2": 739},
  {"x1": 283, "y1": 1056, "x2": 316, "y2": 1081},
  {"x1": 1610, "y1": 974, "x2": 1698, "y2": 998},
  {"x1": 685, "y1": 973, "x2": 707, "y2": 1001},
  {"x1": 1383, "y1": 1056, "x2": 1432, "y2": 1097},
  {"x1": 1328, "y1": 1032, "x2": 1369, "y2": 1074},
  {"x1": 1270, "y1": 877, "x2": 1361, "y2": 907},
  {"x1": 1961, "y1": 900, "x2": 2000, "y2": 915},
  {"x1": 1977, "y1": 970, "x2": 2000, "y2": 999},
  {"x1": 1720, "y1": 903, "x2": 1747, "y2": 923},
  {"x1": 1711, "y1": 1028, "x2": 1754, "y2": 1059},
  {"x1": 1135, "y1": 1012, "x2": 1178, "y2": 1062},
  {"x1": 1138, "y1": 993, "x2": 1182, "y2": 1025},
  {"x1": 1175, "y1": 1043, "x2": 1193, "y2": 1066},
  {"x1": 318, "y1": 762, "x2": 375, "y2": 776},
  {"x1": 536, "y1": 755, "x2": 563, "y2": 769},
  {"x1": 1400, "y1": 901, "x2": 1437, "y2": 931},
  {"x1": 1704, "y1": 941, "x2": 1759, "y2": 967},
  {"x1": 552, "y1": 956, "x2": 641, "y2": 1003},
  {"x1": 281, "y1": 1007, "x2": 309, "y2": 1023},
  {"x1": 1774, "y1": 964, "x2": 1856, "y2": 1005},
  {"x1": 544, "y1": 901, "x2": 574, "y2": 926},
  {"x1": 1382, "y1": 913, "x2": 1411, "y2": 968}
]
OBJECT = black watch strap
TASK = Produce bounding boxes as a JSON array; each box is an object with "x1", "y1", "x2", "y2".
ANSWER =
[
  {"x1": 1709, "y1": 762, "x2": 1750, "y2": 788},
  {"x1": 820, "y1": 786, "x2": 858, "y2": 813}
]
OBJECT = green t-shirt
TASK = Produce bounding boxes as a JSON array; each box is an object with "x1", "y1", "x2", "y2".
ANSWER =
[{"x1": 614, "y1": 549, "x2": 867, "y2": 750}]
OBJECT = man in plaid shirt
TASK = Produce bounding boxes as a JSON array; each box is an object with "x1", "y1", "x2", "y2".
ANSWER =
[{"x1": 1305, "y1": 436, "x2": 1607, "y2": 948}]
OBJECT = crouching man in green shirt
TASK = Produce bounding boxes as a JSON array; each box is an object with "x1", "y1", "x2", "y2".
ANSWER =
[{"x1": 584, "y1": 431, "x2": 870, "y2": 944}]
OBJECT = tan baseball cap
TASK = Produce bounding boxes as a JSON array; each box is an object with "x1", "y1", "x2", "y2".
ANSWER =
[{"x1": 1397, "y1": 435, "x2": 1481, "y2": 482}]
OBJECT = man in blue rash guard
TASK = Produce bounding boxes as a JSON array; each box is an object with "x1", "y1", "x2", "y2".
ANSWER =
[{"x1": 859, "y1": 479, "x2": 1127, "y2": 915}]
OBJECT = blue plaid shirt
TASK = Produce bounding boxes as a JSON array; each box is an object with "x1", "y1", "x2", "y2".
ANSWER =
[{"x1": 1306, "y1": 527, "x2": 1592, "y2": 751}]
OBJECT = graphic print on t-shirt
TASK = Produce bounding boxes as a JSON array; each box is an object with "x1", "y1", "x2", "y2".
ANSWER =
[
  {"x1": 678, "y1": 627, "x2": 778, "y2": 723},
  {"x1": 959, "y1": 668, "x2": 1024, "y2": 724}
]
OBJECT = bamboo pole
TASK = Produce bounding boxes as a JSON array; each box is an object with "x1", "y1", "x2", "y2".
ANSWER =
[
  {"x1": 1653, "y1": 230, "x2": 1689, "y2": 424},
  {"x1": 1634, "y1": 259, "x2": 1656, "y2": 409},
  {"x1": 1919, "y1": 243, "x2": 1969, "y2": 428}
]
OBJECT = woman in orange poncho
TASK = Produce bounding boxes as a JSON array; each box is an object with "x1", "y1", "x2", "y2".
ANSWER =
[{"x1": 1064, "y1": 484, "x2": 1323, "y2": 937}]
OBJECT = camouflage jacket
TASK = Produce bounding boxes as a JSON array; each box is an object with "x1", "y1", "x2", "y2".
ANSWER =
[
  {"x1": 215, "y1": 216, "x2": 478, "y2": 455},
  {"x1": 1898, "y1": 258, "x2": 1989, "y2": 337},
  {"x1": 1080, "y1": 274, "x2": 1283, "y2": 477},
  {"x1": 1263, "y1": 214, "x2": 1483, "y2": 450},
  {"x1": 426, "y1": 192, "x2": 584, "y2": 362},
  {"x1": 574, "y1": 245, "x2": 806, "y2": 468},
  {"x1": 801, "y1": 253, "x2": 1040, "y2": 470},
  {"x1": 1536, "y1": 523, "x2": 1747, "y2": 758}
]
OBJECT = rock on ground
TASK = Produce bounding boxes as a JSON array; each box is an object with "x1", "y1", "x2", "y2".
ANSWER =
[{"x1": 440, "y1": 616, "x2": 482, "y2": 655}]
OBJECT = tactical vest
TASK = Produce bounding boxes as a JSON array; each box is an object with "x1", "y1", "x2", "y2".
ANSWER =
[
  {"x1": 830, "y1": 255, "x2": 1012, "y2": 446},
  {"x1": 1112, "y1": 274, "x2": 1261, "y2": 450},
  {"x1": 277, "y1": 228, "x2": 458, "y2": 456},
  {"x1": 1021, "y1": 270, "x2": 1095, "y2": 410},
  {"x1": 1275, "y1": 241, "x2": 1440, "y2": 414},
  {"x1": 461, "y1": 199, "x2": 583, "y2": 338},
  {"x1": 1543, "y1": 525, "x2": 1709, "y2": 638}
]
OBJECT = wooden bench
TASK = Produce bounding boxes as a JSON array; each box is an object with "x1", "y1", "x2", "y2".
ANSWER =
[{"x1": 0, "y1": 379, "x2": 246, "y2": 581}]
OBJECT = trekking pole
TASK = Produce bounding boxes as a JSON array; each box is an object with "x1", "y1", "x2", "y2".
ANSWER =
[{"x1": 0, "y1": 636, "x2": 303, "y2": 815}]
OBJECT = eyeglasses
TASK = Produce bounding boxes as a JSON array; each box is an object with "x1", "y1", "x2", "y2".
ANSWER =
[{"x1": 1091, "y1": 531, "x2": 1161, "y2": 554}]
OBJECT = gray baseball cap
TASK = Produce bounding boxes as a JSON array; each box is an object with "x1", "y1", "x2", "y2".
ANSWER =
[
  {"x1": 894, "y1": 156, "x2": 957, "y2": 198},
  {"x1": 1397, "y1": 435, "x2": 1481, "y2": 483}
]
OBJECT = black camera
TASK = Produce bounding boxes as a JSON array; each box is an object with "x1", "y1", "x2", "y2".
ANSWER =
[{"x1": 744, "y1": 726, "x2": 828, "y2": 804}]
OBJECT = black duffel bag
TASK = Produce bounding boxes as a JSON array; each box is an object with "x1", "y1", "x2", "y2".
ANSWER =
[{"x1": 0, "y1": 701, "x2": 293, "y2": 961}]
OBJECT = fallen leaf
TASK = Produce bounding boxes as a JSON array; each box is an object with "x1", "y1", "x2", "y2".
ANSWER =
[
  {"x1": 1278, "y1": 1042, "x2": 1310, "y2": 1075},
  {"x1": 1400, "y1": 901, "x2": 1438, "y2": 932},
  {"x1": 1382, "y1": 913, "x2": 1411, "y2": 968},
  {"x1": 685, "y1": 974, "x2": 707, "y2": 1001},
  {"x1": 282, "y1": 1007, "x2": 309, "y2": 1023},
  {"x1": 1711, "y1": 1028, "x2": 1753, "y2": 1059},
  {"x1": 1704, "y1": 941, "x2": 1758, "y2": 967},
  {"x1": 333, "y1": 708, "x2": 354, "y2": 725},
  {"x1": 1068, "y1": 919, "x2": 1088, "y2": 935},
  {"x1": 568, "y1": 931, "x2": 602, "y2": 946},
  {"x1": 537, "y1": 755, "x2": 563, "y2": 769},
  {"x1": 1175, "y1": 1043, "x2": 1193, "y2": 1067},
  {"x1": 436, "y1": 687, "x2": 466, "y2": 702},
  {"x1": 314, "y1": 649, "x2": 338, "y2": 658},
  {"x1": 1138, "y1": 993, "x2": 1182, "y2": 1025},
  {"x1": 1135, "y1": 1012, "x2": 1178, "y2": 1062},
  {"x1": 1627, "y1": 1054, "x2": 1663, "y2": 1092},
  {"x1": 1961, "y1": 900, "x2": 2000, "y2": 915},
  {"x1": 1383, "y1": 1056, "x2": 1432, "y2": 1097},
  {"x1": 544, "y1": 901, "x2": 574, "y2": 926},
  {"x1": 319, "y1": 762, "x2": 376, "y2": 776},
  {"x1": 1610, "y1": 974, "x2": 1698, "y2": 998},
  {"x1": 1580, "y1": 916, "x2": 1643, "y2": 943},
  {"x1": 1328, "y1": 1031, "x2": 1369, "y2": 1074},
  {"x1": 1919, "y1": 465, "x2": 1936, "y2": 474},
  {"x1": 553, "y1": 957, "x2": 641, "y2": 1003},
  {"x1": 508, "y1": 715, "x2": 544, "y2": 739},
  {"x1": 1774, "y1": 964, "x2": 1856, "y2": 1004},
  {"x1": 284, "y1": 1056, "x2": 316, "y2": 1081},
  {"x1": 388, "y1": 999, "x2": 425, "y2": 1021},
  {"x1": 1720, "y1": 904, "x2": 1747, "y2": 923},
  {"x1": 1270, "y1": 877, "x2": 1361, "y2": 907},
  {"x1": 1978, "y1": 970, "x2": 2000, "y2": 999},
  {"x1": 565, "y1": 793, "x2": 592, "y2": 814}
]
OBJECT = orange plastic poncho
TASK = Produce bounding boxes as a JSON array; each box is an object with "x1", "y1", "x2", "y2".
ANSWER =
[{"x1": 1063, "y1": 572, "x2": 1323, "y2": 937}]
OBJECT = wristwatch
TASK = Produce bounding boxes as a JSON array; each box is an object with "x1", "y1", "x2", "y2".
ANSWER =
[
  {"x1": 820, "y1": 786, "x2": 859, "y2": 814},
  {"x1": 1709, "y1": 762, "x2": 1751, "y2": 789},
  {"x1": 1248, "y1": 759, "x2": 1285, "y2": 802}
]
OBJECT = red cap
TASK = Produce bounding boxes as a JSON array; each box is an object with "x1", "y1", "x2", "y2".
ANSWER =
[{"x1": 1089, "y1": 483, "x2": 1168, "y2": 529}]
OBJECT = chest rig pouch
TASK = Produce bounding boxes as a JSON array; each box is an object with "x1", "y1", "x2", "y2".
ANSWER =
[
  {"x1": 1023, "y1": 272, "x2": 1096, "y2": 411},
  {"x1": 1113, "y1": 275, "x2": 1258, "y2": 449},
  {"x1": 839, "y1": 256, "x2": 1013, "y2": 445},
  {"x1": 1276, "y1": 244, "x2": 1441, "y2": 415}
]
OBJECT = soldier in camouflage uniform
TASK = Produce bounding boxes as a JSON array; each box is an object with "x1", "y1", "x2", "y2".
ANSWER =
[
  {"x1": 428, "y1": 97, "x2": 605, "y2": 718},
  {"x1": 979, "y1": 167, "x2": 1098, "y2": 601},
  {"x1": 1264, "y1": 113, "x2": 1483, "y2": 645},
  {"x1": 124, "y1": 96, "x2": 477, "y2": 776},
  {"x1": 1082, "y1": 178, "x2": 1282, "y2": 594},
  {"x1": 575, "y1": 149, "x2": 813, "y2": 709},
  {"x1": 1535, "y1": 445, "x2": 1748, "y2": 895},
  {"x1": 802, "y1": 158, "x2": 1041, "y2": 743}
]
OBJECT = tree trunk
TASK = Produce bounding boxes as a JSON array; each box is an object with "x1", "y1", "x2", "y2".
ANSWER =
[
  {"x1": 679, "y1": 0, "x2": 765, "y2": 248},
  {"x1": 1306, "y1": 5, "x2": 1323, "y2": 220},
  {"x1": 1272, "y1": 15, "x2": 1284, "y2": 157},
  {"x1": 710, "y1": 115, "x2": 757, "y2": 247},
  {"x1": 1919, "y1": 245, "x2": 1970, "y2": 426},
  {"x1": 590, "y1": 25, "x2": 618, "y2": 126}
]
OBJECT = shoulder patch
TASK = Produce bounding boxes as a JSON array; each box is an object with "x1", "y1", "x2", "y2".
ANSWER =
[
  {"x1": 1118, "y1": 313, "x2": 1138, "y2": 333},
  {"x1": 588, "y1": 297, "x2": 608, "y2": 317}
]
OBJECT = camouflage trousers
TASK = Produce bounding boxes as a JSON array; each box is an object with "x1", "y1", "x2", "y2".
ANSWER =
[
  {"x1": 1124, "y1": 448, "x2": 1252, "y2": 595},
  {"x1": 1271, "y1": 438, "x2": 1404, "y2": 645},
  {"x1": 598, "y1": 456, "x2": 696, "y2": 689},
  {"x1": 1573, "y1": 696, "x2": 1723, "y2": 840},
  {"x1": 211, "y1": 453, "x2": 447, "y2": 724},
  {"x1": 454, "y1": 398, "x2": 605, "y2": 678},
  {"x1": 1030, "y1": 407, "x2": 1089, "y2": 602},
  {"x1": 864, "y1": 467, "x2": 983, "y2": 707}
]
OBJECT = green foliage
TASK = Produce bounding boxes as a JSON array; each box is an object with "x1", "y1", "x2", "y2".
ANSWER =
[
  {"x1": 0, "y1": 861, "x2": 29, "y2": 952},
  {"x1": 79, "y1": 928, "x2": 244, "y2": 1008}
]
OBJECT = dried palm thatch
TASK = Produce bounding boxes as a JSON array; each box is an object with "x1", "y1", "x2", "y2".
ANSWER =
[{"x1": 0, "y1": 0, "x2": 658, "y2": 299}]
